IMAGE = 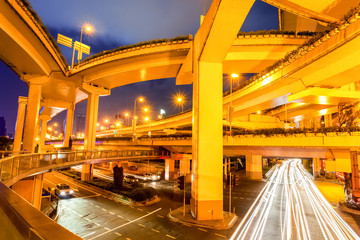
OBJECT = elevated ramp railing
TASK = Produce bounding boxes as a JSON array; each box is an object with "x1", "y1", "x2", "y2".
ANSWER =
[{"x1": 0, "y1": 149, "x2": 164, "y2": 240}]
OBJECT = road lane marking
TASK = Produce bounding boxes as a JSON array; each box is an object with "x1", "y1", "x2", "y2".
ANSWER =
[
  {"x1": 115, "y1": 232, "x2": 122, "y2": 237},
  {"x1": 95, "y1": 205, "x2": 100, "y2": 208},
  {"x1": 138, "y1": 223, "x2": 146, "y2": 227},
  {"x1": 95, "y1": 223, "x2": 100, "y2": 226},
  {"x1": 81, "y1": 231, "x2": 96, "y2": 238},
  {"x1": 151, "y1": 228, "x2": 160, "y2": 233},
  {"x1": 102, "y1": 208, "x2": 107, "y2": 212},
  {"x1": 117, "y1": 215, "x2": 124, "y2": 218},
  {"x1": 137, "y1": 208, "x2": 143, "y2": 211},
  {"x1": 215, "y1": 233, "x2": 227, "y2": 238},
  {"x1": 182, "y1": 223, "x2": 191, "y2": 227},
  {"x1": 88, "y1": 208, "x2": 161, "y2": 240},
  {"x1": 198, "y1": 228, "x2": 208, "y2": 232},
  {"x1": 166, "y1": 234, "x2": 176, "y2": 239},
  {"x1": 109, "y1": 212, "x2": 115, "y2": 215},
  {"x1": 104, "y1": 227, "x2": 110, "y2": 231},
  {"x1": 157, "y1": 215, "x2": 164, "y2": 218},
  {"x1": 75, "y1": 194, "x2": 100, "y2": 199},
  {"x1": 51, "y1": 173, "x2": 100, "y2": 195}
]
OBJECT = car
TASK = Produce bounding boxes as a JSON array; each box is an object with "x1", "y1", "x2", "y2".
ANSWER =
[
  {"x1": 55, "y1": 183, "x2": 74, "y2": 197},
  {"x1": 128, "y1": 165, "x2": 138, "y2": 171},
  {"x1": 144, "y1": 173, "x2": 161, "y2": 181},
  {"x1": 124, "y1": 175, "x2": 139, "y2": 183}
]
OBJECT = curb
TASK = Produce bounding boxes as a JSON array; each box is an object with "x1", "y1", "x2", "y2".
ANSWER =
[{"x1": 167, "y1": 207, "x2": 238, "y2": 230}]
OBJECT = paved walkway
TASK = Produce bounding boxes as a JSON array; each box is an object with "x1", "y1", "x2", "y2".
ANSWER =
[{"x1": 316, "y1": 179, "x2": 360, "y2": 236}]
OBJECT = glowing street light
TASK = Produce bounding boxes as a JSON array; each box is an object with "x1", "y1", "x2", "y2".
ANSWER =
[
  {"x1": 133, "y1": 97, "x2": 145, "y2": 138},
  {"x1": 116, "y1": 122, "x2": 121, "y2": 127},
  {"x1": 174, "y1": 93, "x2": 185, "y2": 113},
  {"x1": 53, "y1": 123, "x2": 58, "y2": 127},
  {"x1": 70, "y1": 23, "x2": 94, "y2": 68}
]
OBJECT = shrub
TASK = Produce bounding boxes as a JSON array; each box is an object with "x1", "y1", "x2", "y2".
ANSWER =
[
  {"x1": 130, "y1": 188, "x2": 147, "y2": 202},
  {"x1": 143, "y1": 187, "x2": 157, "y2": 200}
]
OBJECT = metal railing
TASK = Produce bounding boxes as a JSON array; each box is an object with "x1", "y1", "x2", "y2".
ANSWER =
[
  {"x1": 0, "y1": 149, "x2": 162, "y2": 239},
  {"x1": 0, "y1": 149, "x2": 159, "y2": 186}
]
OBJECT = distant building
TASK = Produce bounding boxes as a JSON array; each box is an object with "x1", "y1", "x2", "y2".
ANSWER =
[
  {"x1": 75, "y1": 114, "x2": 86, "y2": 137},
  {"x1": 0, "y1": 117, "x2": 6, "y2": 137}
]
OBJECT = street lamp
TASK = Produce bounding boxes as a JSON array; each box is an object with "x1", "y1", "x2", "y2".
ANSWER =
[
  {"x1": 174, "y1": 93, "x2": 185, "y2": 113},
  {"x1": 133, "y1": 97, "x2": 145, "y2": 138},
  {"x1": 71, "y1": 23, "x2": 94, "y2": 68},
  {"x1": 229, "y1": 73, "x2": 238, "y2": 136},
  {"x1": 145, "y1": 116, "x2": 151, "y2": 137},
  {"x1": 124, "y1": 112, "x2": 130, "y2": 126}
]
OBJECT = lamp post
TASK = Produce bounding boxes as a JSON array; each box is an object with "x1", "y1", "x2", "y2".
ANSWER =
[
  {"x1": 229, "y1": 73, "x2": 238, "y2": 136},
  {"x1": 174, "y1": 93, "x2": 185, "y2": 113},
  {"x1": 177, "y1": 97, "x2": 184, "y2": 112},
  {"x1": 124, "y1": 112, "x2": 130, "y2": 126},
  {"x1": 133, "y1": 97, "x2": 144, "y2": 138},
  {"x1": 145, "y1": 116, "x2": 151, "y2": 138},
  {"x1": 71, "y1": 24, "x2": 93, "y2": 68}
]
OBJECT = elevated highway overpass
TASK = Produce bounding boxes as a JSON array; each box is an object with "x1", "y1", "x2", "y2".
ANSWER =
[{"x1": 2, "y1": 0, "x2": 360, "y2": 226}]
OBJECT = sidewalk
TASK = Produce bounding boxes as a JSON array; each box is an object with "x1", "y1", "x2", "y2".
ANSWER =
[{"x1": 316, "y1": 179, "x2": 360, "y2": 236}]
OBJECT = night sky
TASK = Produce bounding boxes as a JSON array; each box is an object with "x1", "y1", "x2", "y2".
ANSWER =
[{"x1": 0, "y1": 0, "x2": 278, "y2": 136}]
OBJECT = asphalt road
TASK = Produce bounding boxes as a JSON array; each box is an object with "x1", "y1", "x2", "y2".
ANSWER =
[
  {"x1": 229, "y1": 160, "x2": 360, "y2": 240},
  {"x1": 44, "y1": 171, "x2": 262, "y2": 240}
]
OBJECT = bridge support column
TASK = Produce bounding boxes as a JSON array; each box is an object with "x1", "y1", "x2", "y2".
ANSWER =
[
  {"x1": 38, "y1": 115, "x2": 51, "y2": 153},
  {"x1": 165, "y1": 159, "x2": 175, "y2": 181},
  {"x1": 32, "y1": 174, "x2": 44, "y2": 210},
  {"x1": 179, "y1": 154, "x2": 191, "y2": 180},
  {"x1": 109, "y1": 162, "x2": 117, "y2": 170},
  {"x1": 81, "y1": 164, "x2": 93, "y2": 181},
  {"x1": 13, "y1": 96, "x2": 27, "y2": 153},
  {"x1": 121, "y1": 161, "x2": 129, "y2": 168},
  {"x1": 63, "y1": 103, "x2": 75, "y2": 148},
  {"x1": 313, "y1": 158, "x2": 321, "y2": 178},
  {"x1": 191, "y1": 62, "x2": 223, "y2": 220},
  {"x1": 23, "y1": 82, "x2": 43, "y2": 152},
  {"x1": 246, "y1": 155, "x2": 262, "y2": 180},
  {"x1": 350, "y1": 150, "x2": 360, "y2": 198},
  {"x1": 324, "y1": 114, "x2": 333, "y2": 127},
  {"x1": 82, "y1": 93, "x2": 99, "y2": 181}
]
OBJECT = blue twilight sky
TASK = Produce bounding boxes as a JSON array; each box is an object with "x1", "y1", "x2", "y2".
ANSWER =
[{"x1": 0, "y1": 0, "x2": 278, "y2": 135}]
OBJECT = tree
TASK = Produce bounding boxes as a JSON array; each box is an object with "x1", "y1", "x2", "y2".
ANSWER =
[{"x1": 338, "y1": 102, "x2": 360, "y2": 127}]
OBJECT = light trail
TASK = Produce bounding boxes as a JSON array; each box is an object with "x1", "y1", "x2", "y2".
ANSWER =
[{"x1": 230, "y1": 159, "x2": 360, "y2": 240}]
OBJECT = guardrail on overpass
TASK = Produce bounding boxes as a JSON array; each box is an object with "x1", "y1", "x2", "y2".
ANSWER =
[{"x1": 0, "y1": 149, "x2": 166, "y2": 240}]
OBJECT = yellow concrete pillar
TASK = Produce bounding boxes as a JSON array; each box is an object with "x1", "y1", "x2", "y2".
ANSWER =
[
  {"x1": 304, "y1": 118, "x2": 312, "y2": 128},
  {"x1": 165, "y1": 158, "x2": 175, "y2": 181},
  {"x1": 191, "y1": 61, "x2": 223, "y2": 220},
  {"x1": 13, "y1": 96, "x2": 27, "y2": 153},
  {"x1": 121, "y1": 161, "x2": 129, "y2": 169},
  {"x1": 84, "y1": 93, "x2": 99, "y2": 150},
  {"x1": 82, "y1": 92, "x2": 100, "y2": 181},
  {"x1": 179, "y1": 155, "x2": 191, "y2": 176},
  {"x1": 109, "y1": 162, "x2": 117, "y2": 170},
  {"x1": 32, "y1": 174, "x2": 44, "y2": 210},
  {"x1": 324, "y1": 114, "x2": 333, "y2": 127},
  {"x1": 23, "y1": 83, "x2": 42, "y2": 152},
  {"x1": 81, "y1": 164, "x2": 93, "y2": 181},
  {"x1": 63, "y1": 103, "x2": 75, "y2": 148},
  {"x1": 39, "y1": 115, "x2": 51, "y2": 153},
  {"x1": 313, "y1": 158, "x2": 320, "y2": 178},
  {"x1": 246, "y1": 155, "x2": 262, "y2": 180}
]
